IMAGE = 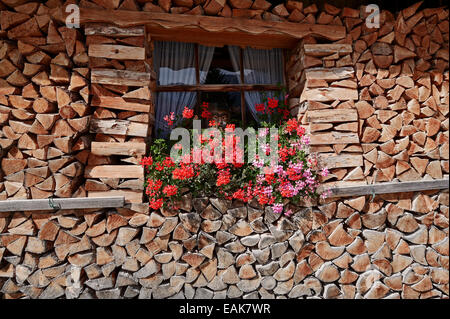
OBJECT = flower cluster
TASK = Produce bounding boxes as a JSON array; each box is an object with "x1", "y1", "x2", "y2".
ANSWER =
[{"x1": 144, "y1": 97, "x2": 328, "y2": 216}]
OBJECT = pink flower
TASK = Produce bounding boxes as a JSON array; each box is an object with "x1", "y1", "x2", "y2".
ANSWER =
[
  {"x1": 320, "y1": 167, "x2": 329, "y2": 177},
  {"x1": 271, "y1": 203, "x2": 283, "y2": 214}
]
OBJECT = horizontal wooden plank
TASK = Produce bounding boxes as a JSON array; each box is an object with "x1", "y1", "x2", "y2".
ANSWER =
[
  {"x1": 310, "y1": 132, "x2": 359, "y2": 145},
  {"x1": 305, "y1": 67, "x2": 354, "y2": 81},
  {"x1": 91, "y1": 142, "x2": 146, "y2": 156},
  {"x1": 88, "y1": 190, "x2": 143, "y2": 204},
  {"x1": 91, "y1": 96, "x2": 150, "y2": 112},
  {"x1": 85, "y1": 165, "x2": 144, "y2": 179},
  {"x1": 91, "y1": 69, "x2": 150, "y2": 86},
  {"x1": 303, "y1": 44, "x2": 353, "y2": 56},
  {"x1": 306, "y1": 109, "x2": 358, "y2": 123},
  {"x1": 89, "y1": 119, "x2": 149, "y2": 137},
  {"x1": 51, "y1": 7, "x2": 346, "y2": 49},
  {"x1": 84, "y1": 24, "x2": 145, "y2": 37},
  {"x1": 0, "y1": 197, "x2": 124, "y2": 212},
  {"x1": 300, "y1": 87, "x2": 358, "y2": 102},
  {"x1": 318, "y1": 153, "x2": 363, "y2": 169},
  {"x1": 88, "y1": 44, "x2": 145, "y2": 60},
  {"x1": 328, "y1": 178, "x2": 449, "y2": 198}
]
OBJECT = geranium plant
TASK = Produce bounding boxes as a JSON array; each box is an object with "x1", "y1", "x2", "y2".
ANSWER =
[{"x1": 142, "y1": 95, "x2": 329, "y2": 216}]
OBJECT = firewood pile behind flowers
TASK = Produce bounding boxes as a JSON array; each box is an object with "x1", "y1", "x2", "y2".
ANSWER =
[{"x1": 142, "y1": 97, "x2": 330, "y2": 216}]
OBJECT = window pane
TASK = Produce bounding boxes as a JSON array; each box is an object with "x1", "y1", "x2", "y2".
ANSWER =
[
  {"x1": 203, "y1": 46, "x2": 239, "y2": 85},
  {"x1": 242, "y1": 47, "x2": 284, "y2": 85},
  {"x1": 153, "y1": 41, "x2": 196, "y2": 85}
]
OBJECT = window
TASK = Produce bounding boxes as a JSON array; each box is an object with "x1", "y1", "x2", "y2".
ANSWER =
[{"x1": 153, "y1": 41, "x2": 285, "y2": 137}]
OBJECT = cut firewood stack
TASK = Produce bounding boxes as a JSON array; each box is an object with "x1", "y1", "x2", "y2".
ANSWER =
[
  {"x1": 289, "y1": 2, "x2": 449, "y2": 187},
  {"x1": 340, "y1": 3, "x2": 449, "y2": 184},
  {"x1": 288, "y1": 40, "x2": 364, "y2": 188},
  {"x1": 85, "y1": 23, "x2": 152, "y2": 204},
  {"x1": 0, "y1": 2, "x2": 90, "y2": 200}
]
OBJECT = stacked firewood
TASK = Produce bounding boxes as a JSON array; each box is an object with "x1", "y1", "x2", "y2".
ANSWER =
[
  {"x1": 344, "y1": 3, "x2": 449, "y2": 184},
  {"x1": 0, "y1": 1, "x2": 90, "y2": 200},
  {"x1": 85, "y1": 23, "x2": 151, "y2": 204},
  {"x1": 287, "y1": 40, "x2": 364, "y2": 187},
  {"x1": 288, "y1": 2, "x2": 449, "y2": 187}
]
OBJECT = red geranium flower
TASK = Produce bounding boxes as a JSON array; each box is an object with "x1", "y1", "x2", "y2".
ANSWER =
[
  {"x1": 267, "y1": 98, "x2": 278, "y2": 109},
  {"x1": 150, "y1": 198, "x2": 163, "y2": 210},
  {"x1": 255, "y1": 103, "x2": 265, "y2": 112},
  {"x1": 162, "y1": 185, "x2": 178, "y2": 197},
  {"x1": 216, "y1": 169, "x2": 231, "y2": 186},
  {"x1": 182, "y1": 106, "x2": 194, "y2": 119}
]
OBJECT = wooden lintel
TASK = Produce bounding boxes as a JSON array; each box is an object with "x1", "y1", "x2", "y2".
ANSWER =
[
  {"x1": 50, "y1": 6, "x2": 346, "y2": 49},
  {"x1": 328, "y1": 178, "x2": 449, "y2": 198},
  {"x1": 0, "y1": 197, "x2": 124, "y2": 212}
]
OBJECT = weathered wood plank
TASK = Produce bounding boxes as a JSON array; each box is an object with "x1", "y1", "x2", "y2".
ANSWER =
[
  {"x1": 50, "y1": 6, "x2": 347, "y2": 44},
  {"x1": 310, "y1": 132, "x2": 359, "y2": 145},
  {"x1": 306, "y1": 109, "x2": 358, "y2": 123},
  {"x1": 300, "y1": 87, "x2": 358, "y2": 102},
  {"x1": 85, "y1": 165, "x2": 144, "y2": 179},
  {"x1": 91, "y1": 69, "x2": 150, "y2": 86},
  {"x1": 88, "y1": 44, "x2": 145, "y2": 60},
  {"x1": 91, "y1": 96, "x2": 150, "y2": 112},
  {"x1": 84, "y1": 24, "x2": 145, "y2": 37},
  {"x1": 0, "y1": 197, "x2": 124, "y2": 212},
  {"x1": 305, "y1": 67, "x2": 354, "y2": 81},
  {"x1": 89, "y1": 119, "x2": 149, "y2": 137},
  {"x1": 303, "y1": 44, "x2": 352, "y2": 56},
  {"x1": 328, "y1": 178, "x2": 449, "y2": 198},
  {"x1": 88, "y1": 190, "x2": 143, "y2": 203},
  {"x1": 318, "y1": 153, "x2": 363, "y2": 169},
  {"x1": 91, "y1": 142, "x2": 146, "y2": 156}
]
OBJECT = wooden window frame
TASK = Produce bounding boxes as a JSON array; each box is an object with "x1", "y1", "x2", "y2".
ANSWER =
[{"x1": 154, "y1": 43, "x2": 286, "y2": 124}]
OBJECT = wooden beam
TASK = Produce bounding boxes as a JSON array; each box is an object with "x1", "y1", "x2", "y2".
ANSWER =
[
  {"x1": 300, "y1": 87, "x2": 358, "y2": 102},
  {"x1": 85, "y1": 24, "x2": 145, "y2": 37},
  {"x1": 0, "y1": 197, "x2": 124, "y2": 212},
  {"x1": 328, "y1": 178, "x2": 449, "y2": 198},
  {"x1": 305, "y1": 67, "x2": 354, "y2": 81},
  {"x1": 91, "y1": 95, "x2": 151, "y2": 112},
  {"x1": 88, "y1": 44, "x2": 145, "y2": 60},
  {"x1": 89, "y1": 119, "x2": 149, "y2": 137},
  {"x1": 303, "y1": 44, "x2": 353, "y2": 56},
  {"x1": 50, "y1": 6, "x2": 346, "y2": 48},
  {"x1": 306, "y1": 109, "x2": 358, "y2": 123},
  {"x1": 91, "y1": 142, "x2": 146, "y2": 156},
  {"x1": 318, "y1": 153, "x2": 364, "y2": 169},
  {"x1": 91, "y1": 69, "x2": 151, "y2": 86},
  {"x1": 310, "y1": 132, "x2": 359, "y2": 145},
  {"x1": 85, "y1": 165, "x2": 144, "y2": 178}
]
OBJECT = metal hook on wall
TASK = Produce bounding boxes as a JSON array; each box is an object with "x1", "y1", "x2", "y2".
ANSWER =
[{"x1": 48, "y1": 198, "x2": 61, "y2": 210}]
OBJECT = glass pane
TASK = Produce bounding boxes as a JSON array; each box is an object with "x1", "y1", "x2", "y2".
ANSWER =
[{"x1": 153, "y1": 41, "x2": 196, "y2": 86}]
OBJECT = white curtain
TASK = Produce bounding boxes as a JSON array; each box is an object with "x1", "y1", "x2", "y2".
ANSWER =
[
  {"x1": 228, "y1": 46, "x2": 284, "y2": 122},
  {"x1": 154, "y1": 41, "x2": 214, "y2": 138}
]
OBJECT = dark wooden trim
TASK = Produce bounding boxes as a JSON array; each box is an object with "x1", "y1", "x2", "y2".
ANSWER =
[
  {"x1": 0, "y1": 197, "x2": 125, "y2": 212},
  {"x1": 194, "y1": 43, "x2": 201, "y2": 115},
  {"x1": 239, "y1": 47, "x2": 246, "y2": 124},
  {"x1": 155, "y1": 84, "x2": 282, "y2": 92},
  {"x1": 328, "y1": 178, "x2": 449, "y2": 198}
]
